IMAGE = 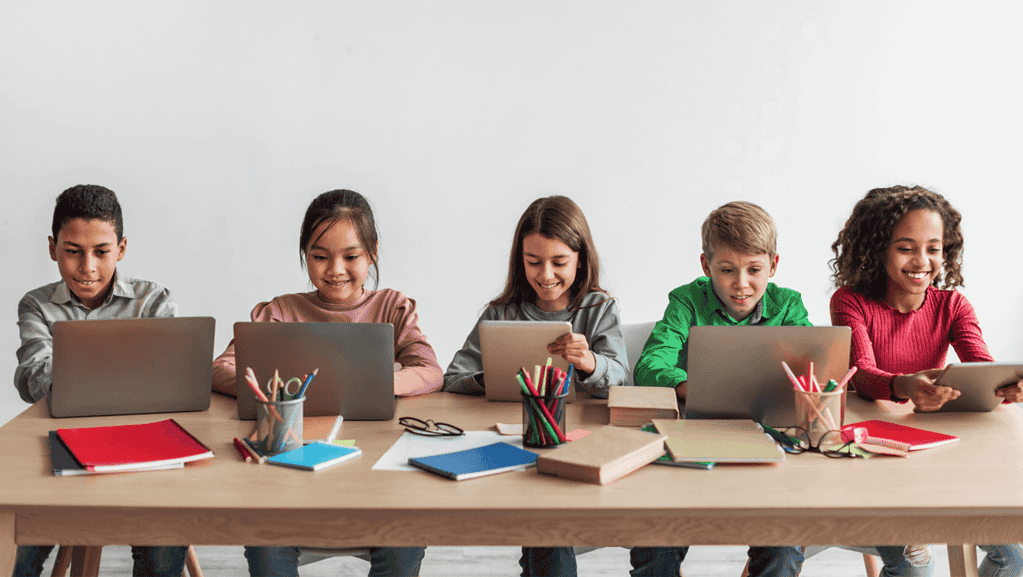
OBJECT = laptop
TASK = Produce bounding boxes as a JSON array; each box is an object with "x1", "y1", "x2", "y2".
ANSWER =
[
  {"x1": 934, "y1": 362, "x2": 1023, "y2": 412},
  {"x1": 478, "y1": 320, "x2": 574, "y2": 402},
  {"x1": 50, "y1": 317, "x2": 215, "y2": 418},
  {"x1": 683, "y1": 325, "x2": 851, "y2": 427},
  {"x1": 234, "y1": 322, "x2": 396, "y2": 420}
]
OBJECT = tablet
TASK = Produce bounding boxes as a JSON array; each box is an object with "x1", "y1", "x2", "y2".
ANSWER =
[
  {"x1": 934, "y1": 362, "x2": 1023, "y2": 412},
  {"x1": 478, "y1": 320, "x2": 574, "y2": 402}
]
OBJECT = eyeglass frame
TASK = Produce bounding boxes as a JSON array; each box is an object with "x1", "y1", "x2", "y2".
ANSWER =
[
  {"x1": 398, "y1": 416, "x2": 465, "y2": 437},
  {"x1": 771, "y1": 425, "x2": 857, "y2": 458}
]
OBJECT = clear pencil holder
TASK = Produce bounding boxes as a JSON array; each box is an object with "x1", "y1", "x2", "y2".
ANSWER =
[
  {"x1": 256, "y1": 397, "x2": 304, "y2": 456},
  {"x1": 794, "y1": 390, "x2": 844, "y2": 446},
  {"x1": 521, "y1": 390, "x2": 568, "y2": 448}
]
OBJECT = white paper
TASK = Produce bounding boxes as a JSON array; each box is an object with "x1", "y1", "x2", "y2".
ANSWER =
[{"x1": 372, "y1": 430, "x2": 525, "y2": 471}]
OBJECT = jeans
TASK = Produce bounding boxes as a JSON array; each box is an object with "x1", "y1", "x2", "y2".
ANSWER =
[
  {"x1": 873, "y1": 545, "x2": 934, "y2": 577},
  {"x1": 628, "y1": 547, "x2": 689, "y2": 576},
  {"x1": 13, "y1": 545, "x2": 187, "y2": 577},
  {"x1": 980, "y1": 544, "x2": 1023, "y2": 577},
  {"x1": 244, "y1": 546, "x2": 425, "y2": 577},
  {"x1": 746, "y1": 547, "x2": 804, "y2": 577},
  {"x1": 519, "y1": 547, "x2": 578, "y2": 576}
]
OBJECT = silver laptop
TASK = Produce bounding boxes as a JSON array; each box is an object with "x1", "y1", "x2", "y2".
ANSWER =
[
  {"x1": 935, "y1": 362, "x2": 1023, "y2": 412},
  {"x1": 684, "y1": 325, "x2": 851, "y2": 427},
  {"x1": 479, "y1": 320, "x2": 574, "y2": 402},
  {"x1": 50, "y1": 317, "x2": 215, "y2": 418},
  {"x1": 234, "y1": 322, "x2": 396, "y2": 420}
]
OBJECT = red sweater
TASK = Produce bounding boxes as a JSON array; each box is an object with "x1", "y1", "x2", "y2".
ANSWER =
[{"x1": 829, "y1": 286, "x2": 993, "y2": 401}]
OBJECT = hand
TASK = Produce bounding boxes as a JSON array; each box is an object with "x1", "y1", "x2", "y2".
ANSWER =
[
  {"x1": 547, "y1": 333, "x2": 596, "y2": 374},
  {"x1": 893, "y1": 368, "x2": 958, "y2": 412},
  {"x1": 996, "y1": 379, "x2": 1023, "y2": 403},
  {"x1": 675, "y1": 381, "x2": 687, "y2": 400}
]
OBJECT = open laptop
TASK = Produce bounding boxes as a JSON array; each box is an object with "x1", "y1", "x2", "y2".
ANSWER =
[
  {"x1": 683, "y1": 325, "x2": 851, "y2": 427},
  {"x1": 50, "y1": 317, "x2": 215, "y2": 418},
  {"x1": 479, "y1": 320, "x2": 574, "y2": 402},
  {"x1": 934, "y1": 362, "x2": 1023, "y2": 412},
  {"x1": 234, "y1": 322, "x2": 396, "y2": 420}
]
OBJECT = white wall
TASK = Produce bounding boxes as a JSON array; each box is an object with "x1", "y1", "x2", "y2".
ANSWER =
[{"x1": 2, "y1": 1, "x2": 1021, "y2": 426}]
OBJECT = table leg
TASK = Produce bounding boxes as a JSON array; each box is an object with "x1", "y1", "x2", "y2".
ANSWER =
[
  {"x1": 948, "y1": 544, "x2": 979, "y2": 577},
  {"x1": 1, "y1": 511, "x2": 14, "y2": 577},
  {"x1": 70, "y1": 546, "x2": 103, "y2": 577}
]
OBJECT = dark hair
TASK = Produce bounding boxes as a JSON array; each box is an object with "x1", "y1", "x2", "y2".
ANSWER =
[
  {"x1": 299, "y1": 189, "x2": 380, "y2": 287},
  {"x1": 491, "y1": 195, "x2": 607, "y2": 310},
  {"x1": 830, "y1": 185, "x2": 965, "y2": 301},
  {"x1": 51, "y1": 184, "x2": 123, "y2": 241}
]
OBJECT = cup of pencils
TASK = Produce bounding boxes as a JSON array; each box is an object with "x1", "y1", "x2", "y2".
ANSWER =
[
  {"x1": 256, "y1": 397, "x2": 304, "y2": 455},
  {"x1": 784, "y1": 362, "x2": 856, "y2": 447},
  {"x1": 517, "y1": 362, "x2": 572, "y2": 449}
]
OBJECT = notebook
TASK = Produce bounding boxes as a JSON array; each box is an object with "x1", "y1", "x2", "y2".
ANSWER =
[
  {"x1": 652, "y1": 418, "x2": 784, "y2": 463},
  {"x1": 408, "y1": 442, "x2": 539, "y2": 480},
  {"x1": 48, "y1": 431, "x2": 184, "y2": 476},
  {"x1": 267, "y1": 443, "x2": 362, "y2": 471},
  {"x1": 234, "y1": 322, "x2": 396, "y2": 420},
  {"x1": 684, "y1": 325, "x2": 851, "y2": 427},
  {"x1": 840, "y1": 420, "x2": 959, "y2": 450},
  {"x1": 933, "y1": 362, "x2": 1023, "y2": 412},
  {"x1": 49, "y1": 317, "x2": 215, "y2": 418},
  {"x1": 55, "y1": 419, "x2": 214, "y2": 473},
  {"x1": 478, "y1": 320, "x2": 573, "y2": 402}
]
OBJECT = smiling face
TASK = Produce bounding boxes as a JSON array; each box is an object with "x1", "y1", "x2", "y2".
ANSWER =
[
  {"x1": 884, "y1": 209, "x2": 944, "y2": 312},
  {"x1": 522, "y1": 233, "x2": 579, "y2": 312},
  {"x1": 305, "y1": 218, "x2": 375, "y2": 305},
  {"x1": 48, "y1": 218, "x2": 126, "y2": 310},
  {"x1": 700, "y1": 246, "x2": 778, "y2": 322}
]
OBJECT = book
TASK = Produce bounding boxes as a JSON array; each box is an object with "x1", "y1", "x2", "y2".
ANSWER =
[
  {"x1": 841, "y1": 420, "x2": 959, "y2": 450},
  {"x1": 652, "y1": 419, "x2": 784, "y2": 463},
  {"x1": 48, "y1": 431, "x2": 183, "y2": 476},
  {"x1": 268, "y1": 442, "x2": 362, "y2": 471},
  {"x1": 640, "y1": 424, "x2": 714, "y2": 469},
  {"x1": 408, "y1": 442, "x2": 539, "y2": 481},
  {"x1": 607, "y1": 386, "x2": 680, "y2": 427},
  {"x1": 56, "y1": 419, "x2": 214, "y2": 473},
  {"x1": 536, "y1": 426, "x2": 667, "y2": 485}
]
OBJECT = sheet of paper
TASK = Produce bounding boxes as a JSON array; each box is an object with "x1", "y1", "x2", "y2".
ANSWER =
[
  {"x1": 495, "y1": 422, "x2": 523, "y2": 435},
  {"x1": 372, "y1": 431, "x2": 525, "y2": 471}
]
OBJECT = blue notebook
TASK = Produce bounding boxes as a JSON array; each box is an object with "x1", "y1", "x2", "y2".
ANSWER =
[
  {"x1": 408, "y1": 442, "x2": 539, "y2": 480},
  {"x1": 267, "y1": 442, "x2": 362, "y2": 471}
]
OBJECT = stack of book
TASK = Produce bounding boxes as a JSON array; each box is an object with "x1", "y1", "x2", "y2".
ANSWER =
[
  {"x1": 49, "y1": 419, "x2": 214, "y2": 476},
  {"x1": 607, "y1": 387, "x2": 680, "y2": 427}
]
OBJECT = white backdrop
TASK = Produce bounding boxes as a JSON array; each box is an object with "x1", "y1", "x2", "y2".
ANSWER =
[{"x1": 2, "y1": 1, "x2": 1021, "y2": 426}]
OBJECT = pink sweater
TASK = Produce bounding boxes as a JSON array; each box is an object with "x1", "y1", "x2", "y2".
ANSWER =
[
  {"x1": 829, "y1": 286, "x2": 993, "y2": 401},
  {"x1": 212, "y1": 289, "x2": 443, "y2": 398}
]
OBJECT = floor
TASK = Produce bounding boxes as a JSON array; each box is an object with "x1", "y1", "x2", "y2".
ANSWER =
[{"x1": 38, "y1": 543, "x2": 957, "y2": 576}]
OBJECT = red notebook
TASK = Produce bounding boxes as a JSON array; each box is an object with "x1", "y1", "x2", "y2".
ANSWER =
[
  {"x1": 56, "y1": 419, "x2": 214, "y2": 472},
  {"x1": 841, "y1": 420, "x2": 959, "y2": 451}
]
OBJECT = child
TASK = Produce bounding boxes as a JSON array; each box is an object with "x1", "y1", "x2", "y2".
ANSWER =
[
  {"x1": 443, "y1": 195, "x2": 627, "y2": 577},
  {"x1": 13, "y1": 184, "x2": 187, "y2": 577},
  {"x1": 632, "y1": 201, "x2": 807, "y2": 576},
  {"x1": 212, "y1": 189, "x2": 442, "y2": 577},
  {"x1": 830, "y1": 185, "x2": 1023, "y2": 576}
]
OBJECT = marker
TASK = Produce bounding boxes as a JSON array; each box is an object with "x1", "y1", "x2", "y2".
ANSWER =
[{"x1": 325, "y1": 415, "x2": 344, "y2": 444}]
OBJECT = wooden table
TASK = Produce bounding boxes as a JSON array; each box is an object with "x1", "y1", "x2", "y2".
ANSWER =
[{"x1": 3, "y1": 392, "x2": 1022, "y2": 577}]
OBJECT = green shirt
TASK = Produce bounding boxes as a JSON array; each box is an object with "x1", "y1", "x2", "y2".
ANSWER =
[{"x1": 634, "y1": 276, "x2": 811, "y2": 388}]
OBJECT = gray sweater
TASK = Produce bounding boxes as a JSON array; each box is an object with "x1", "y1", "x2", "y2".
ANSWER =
[{"x1": 442, "y1": 292, "x2": 627, "y2": 398}]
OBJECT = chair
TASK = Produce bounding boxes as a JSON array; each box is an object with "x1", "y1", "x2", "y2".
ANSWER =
[
  {"x1": 51, "y1": 545, "x2": 203, "y2": 577},
  {"x1": 621, "y1": 320, "x2": 657, "y2": 386}
]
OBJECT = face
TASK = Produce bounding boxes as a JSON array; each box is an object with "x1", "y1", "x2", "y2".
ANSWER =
[
  {"x1": 522, "y1": 233, "x2": 579, "y2": 312},
  {"x1": 305, "y1": 218, "x2": 375, "y2": 305},
  {"x1": 700, "y1": 246, "x2": 778, "y2": 322},
  {"x1": 48, "y1": 218, "x2": 126, "y2": 310},
  {"x1": 884, "y1": 209, "x2": 943, "y2": 307}
]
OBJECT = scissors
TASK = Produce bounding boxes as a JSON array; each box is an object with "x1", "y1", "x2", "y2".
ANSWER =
[{"x1": 265, "y1": 376, "x2": 304, "y2": 401}]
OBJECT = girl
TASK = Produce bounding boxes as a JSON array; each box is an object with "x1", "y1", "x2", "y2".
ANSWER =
[
  {"x1": 830, "y1": 185, "x2": 1023, "y2": 577},
  {"x1": 443, "y1": 195, "x2": 628, "y2": 577},
  {"x1": 212, "y1": 189, "x2": 442, "y2": 577}
]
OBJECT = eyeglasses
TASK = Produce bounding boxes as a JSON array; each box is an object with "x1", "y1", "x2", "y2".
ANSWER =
[
  {"x1": 771, "y1": 426, "x2": 858, "y2": 458},
  {"x1": 399, "y1": 416, "x2": 464, "y2": 437}
]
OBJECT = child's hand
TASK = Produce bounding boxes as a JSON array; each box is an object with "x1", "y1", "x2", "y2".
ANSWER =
[
  {"x1": 895, "y1": 368, "x2": 957, "y2": 411},
  {"x1": 996, "y1": 379, "x2": 1023, "y2": 403},
  {"x1": 675, "y1": 381, "x2": 687, "y2": 400},
  {"x1": 548, "y1": 333, "x2": 596, "y2": 374}
]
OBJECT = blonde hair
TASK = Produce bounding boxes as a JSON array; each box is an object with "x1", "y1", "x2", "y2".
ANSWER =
[{"x1": 701, "y1": 201, "x2": 777, "y2": 259}]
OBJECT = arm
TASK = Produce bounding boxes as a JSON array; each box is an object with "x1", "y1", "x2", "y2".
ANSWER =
[
  {"x1": 390, "y1": 296, "x2": 443, "y2": 397},
  {"x1": 442, "y1": 309, "x2": 496, "y2": 396},
  {"x1": 144, "y1": 286, "x2": 178, "y2": 319},
  {"x1": 633, "y1": 291, "x2": 694, "y2": 391},
  {"x1": 550, "y1": 298, "x2": 627, "y2": 399},
  {"x1": 14, "y1": 296, "x2": 53, "y2": 403},
  {"x1": 211, "y1": 301, "x2": 280, "y2": 398},
  {"x1": 944, "y1": 293, "x2": 1023, "y2": 402},
  {"x1": 830, "y1": 288, "x2": 898, "y2": 401}
]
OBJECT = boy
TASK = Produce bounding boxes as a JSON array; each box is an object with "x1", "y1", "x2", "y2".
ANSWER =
[
  {"x1": 631, "y1": 201, "x2": 809, "y2": 577},
  {"x1": 13, "y1": 184, "x2": 187, "y2": 577}
]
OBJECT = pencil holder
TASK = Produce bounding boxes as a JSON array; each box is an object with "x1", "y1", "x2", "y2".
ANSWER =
[
  {"x1": 794, "y1": 389, "x2": 844, "y2": 447},
  {"x1": 521, "y1": 390, "x2": 568, "y2": 448},
  {"x1": 256, "y1": 397, "x2": 304, "y2": 456}
]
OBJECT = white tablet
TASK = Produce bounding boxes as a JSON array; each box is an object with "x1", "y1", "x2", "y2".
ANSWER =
[
  {"x1": 934, "y1": 362, "x2": 1023, "y2": 412},
  {"x1": 478, "y1": 320, "x2": 574, "y2": 402}
]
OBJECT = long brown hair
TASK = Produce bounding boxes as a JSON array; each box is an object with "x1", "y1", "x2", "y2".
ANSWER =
[
  {"x1": 491, "y1": 196, "x2": 607, "y2": 311},
  {"x1": 830, "y1": 185, "x2": 965, "y2": 301}
]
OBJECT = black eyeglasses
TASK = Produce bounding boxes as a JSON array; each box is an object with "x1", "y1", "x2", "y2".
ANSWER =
[
  {"x1": 772, "y1": 426, "x2": 857, "y2": 458},
  {"x1": 399, "y1": 416, "x2": 465, "y2": 437}
]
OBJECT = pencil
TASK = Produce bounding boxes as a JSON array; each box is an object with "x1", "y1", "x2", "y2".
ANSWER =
[
  {"x1": 233, "y1": 438, "x2": 253, "y2": 462},
  {"x1": 296, "y1": 368, "x2": 319, "y2": 399},
  {"x1": 241, "y1": 437, "x2": 267, "y2": 464}
]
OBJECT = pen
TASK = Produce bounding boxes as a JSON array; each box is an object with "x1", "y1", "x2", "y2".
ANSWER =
[{"x1": 325, "y1": 415, "x2": 344, "y2": 444}]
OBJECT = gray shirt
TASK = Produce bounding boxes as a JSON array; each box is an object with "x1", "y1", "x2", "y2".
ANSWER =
[
  {"x1": 443, "y1": 292, "x2": 627, "y2": 398},
  {"x1": 14, "y1": 272, "x2": 177, "y2": 403}
]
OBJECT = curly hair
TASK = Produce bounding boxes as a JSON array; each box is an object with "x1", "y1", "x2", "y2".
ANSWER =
[
  {"x1": 51, "y1": 184, "x2": 123, "y2": 241},
  {"x1": 830, "y1": 185, "x2": 964, "y2": 301}
]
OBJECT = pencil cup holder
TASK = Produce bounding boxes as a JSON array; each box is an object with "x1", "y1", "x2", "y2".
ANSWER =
[
  {"x1": 794, "y1": 390, "x2": 844, "y2": 446},
  {"x1": 521, "y1": 390, "x2": 568, "y2": 448},
  {"x1": 256, "y1": 397, "x2": 304, "y2": 456}
]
